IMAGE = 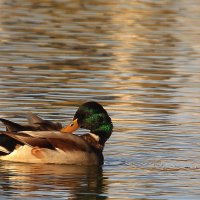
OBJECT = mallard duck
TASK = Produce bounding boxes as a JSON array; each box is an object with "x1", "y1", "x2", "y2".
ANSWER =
[{"x1": 0, "y1": 102, "x2": 113, "y2": 165}]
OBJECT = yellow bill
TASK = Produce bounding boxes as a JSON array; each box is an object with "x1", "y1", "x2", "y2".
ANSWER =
[{"x1": 61, "y1": 119, "x2": 79, "y2": 133}]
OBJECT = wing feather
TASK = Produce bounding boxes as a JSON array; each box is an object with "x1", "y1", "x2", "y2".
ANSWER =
[
  {"x1": 21, "y1": 131, "x2": 90, "y2": 151},
  {"x1": 0, "y1": 131, "x2": 90, "y2": 152},
  {"x1": 27, "y1": 112, "x2": 62, "y2": 131}
]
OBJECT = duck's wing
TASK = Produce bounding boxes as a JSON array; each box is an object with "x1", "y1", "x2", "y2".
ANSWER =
[
  {"x1": 0, "y1": 113, "x2": 62, "y2": 132},
  {"x1": 0, "y1": 131, "x2": 91, "y2": 153},
  {"x1": 27, "y1": 112, "x2": 43, "y2": 125},
  {"x1": 22, "y1": 131, "x2": 91, "y2": 152},
  {"x1": 0, "y1": 118, "x2": 37, "y2": 132},
  {"x1": 27, "y1": 112, "x2": 62, "y2": 131}
]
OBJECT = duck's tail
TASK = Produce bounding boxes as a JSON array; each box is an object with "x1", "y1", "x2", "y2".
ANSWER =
[{"x1": 0, "y1": 131, "x2": 23, "y2": 155}]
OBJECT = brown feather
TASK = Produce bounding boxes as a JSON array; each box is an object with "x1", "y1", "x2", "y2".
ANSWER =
[
  {"x1": 47, "y1": 138, "x2": 90, "y2": 152},
  {"x1": 27, "y1": 112, "x2": 62, "y2": 131},
  {"x1": 0, "y1": 118, "x2": 37, "y2": 132},
  {"x1": 81, "y1": 134, "x2": 103, "y2": 150},
  {"x1": 0, "y1": 131, "x2": 91, "y2": 152},
  {"x1": 16, "y1": 136, "x2": 56, "y2": 150},
  {"x1": 0, "y1": 113, "x2": 62, "y2": 132}
]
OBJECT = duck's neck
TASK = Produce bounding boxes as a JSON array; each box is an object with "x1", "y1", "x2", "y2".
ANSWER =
[
  {"x1": 92, "y1": 124, "x2": 113, "y2": 145},
  {"x1": 81, "y1": 133, "x2": 103, "y2": 150},
  {"x1": 89, "y1": 133, "x2": 100, "y2": 143},
  {"x1": 83, "y1": 119, "x2": 113, "y2": 145}
]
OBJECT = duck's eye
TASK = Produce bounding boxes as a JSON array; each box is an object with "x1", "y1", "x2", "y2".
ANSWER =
[{"x1": 70, "y1": 123, "x2": 74, "y2": 127}]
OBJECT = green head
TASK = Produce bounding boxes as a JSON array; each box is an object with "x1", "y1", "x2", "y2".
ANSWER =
[{"x1": 74, "y1": 101, "x2": 113, "y2": 145}]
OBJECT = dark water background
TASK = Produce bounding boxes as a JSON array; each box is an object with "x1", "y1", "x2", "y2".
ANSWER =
[{"x1": 1, "y1": 0, "x2": 200, "y2": 199}]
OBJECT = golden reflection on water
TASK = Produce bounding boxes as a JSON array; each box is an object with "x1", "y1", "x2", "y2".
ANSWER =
[{"x1": 0, "y1": 0, "x2": 200, "y2": 199}]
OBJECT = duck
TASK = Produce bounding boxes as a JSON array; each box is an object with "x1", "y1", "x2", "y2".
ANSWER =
[{"x1": 0, "y1": 102, "x2": 113, "y2": 165}]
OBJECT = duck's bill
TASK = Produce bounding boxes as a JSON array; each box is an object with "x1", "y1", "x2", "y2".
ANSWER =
[{"x1": 61, "y1": 119, "x2": 79, "y2": 133}]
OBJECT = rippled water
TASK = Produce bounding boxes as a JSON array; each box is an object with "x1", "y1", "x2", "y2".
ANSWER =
[{"x1": 1, "y1": 0, "x2": 200, "y2": 199}]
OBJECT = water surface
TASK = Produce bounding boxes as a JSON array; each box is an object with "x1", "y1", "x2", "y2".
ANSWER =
[{"x1": 1, "y1": 0, "x2": 200, "y2": 199}]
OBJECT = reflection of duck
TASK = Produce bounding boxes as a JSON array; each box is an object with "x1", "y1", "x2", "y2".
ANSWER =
[
  {"x1": 0, "y1": 102, "x2": 113, "y2": 165},
  {"x1": 0, "y1": 162, "x2": 107, "y2": 199}
]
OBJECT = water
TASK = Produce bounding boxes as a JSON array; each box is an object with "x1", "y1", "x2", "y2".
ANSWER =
[{"x1": 0, "y1": 0, "x2": 200, "y2": 199}]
